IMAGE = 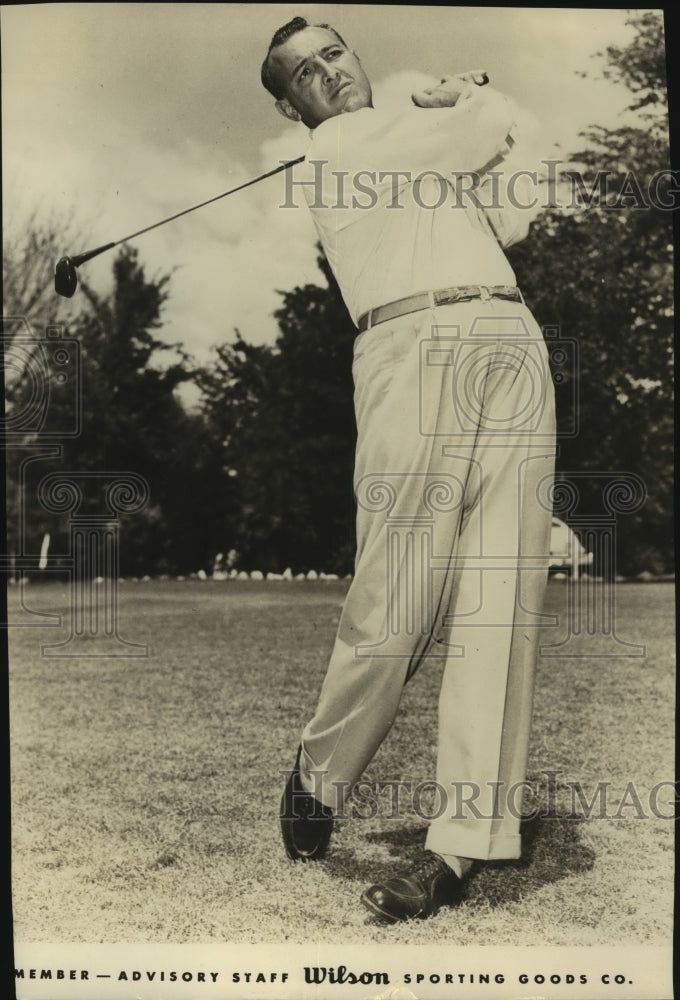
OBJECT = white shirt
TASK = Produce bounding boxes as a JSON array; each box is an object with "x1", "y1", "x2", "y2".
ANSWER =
[{"x1": 300, "y1": 86, "x2": 530, "y2": 324}]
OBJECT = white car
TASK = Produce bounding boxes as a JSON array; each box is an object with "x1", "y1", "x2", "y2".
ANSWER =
[{"x1": 549, "y1": 516, "x2": 594, "y2": 575}]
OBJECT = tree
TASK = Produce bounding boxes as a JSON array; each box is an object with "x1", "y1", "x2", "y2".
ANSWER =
[
  {"x1": 594, "y1": 9, "x2": 669, "y2": 113},
  {"x1": 507, "y1": 9, "x2": 673, "y2": 573},
  {"x1": 7, "y1": 246, "x2": 221, "y2": 575},
  {"x1": 198, "y1": 251, "x2": 357, "y2": 573}
]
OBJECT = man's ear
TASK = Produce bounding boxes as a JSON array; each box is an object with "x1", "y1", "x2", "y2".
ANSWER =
[{"x1": 275, "y1": 98, "x2": 301, "y2": 123}]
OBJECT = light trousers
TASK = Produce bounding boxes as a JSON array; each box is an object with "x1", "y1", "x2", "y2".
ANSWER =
[{"x1": 300, "y1": 299, "x2": 556, "y2": 861}]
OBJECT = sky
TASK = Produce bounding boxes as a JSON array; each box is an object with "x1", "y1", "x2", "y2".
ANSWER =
[{"x1": 2, "y1": 5, "x2": 650, "y2": 361}]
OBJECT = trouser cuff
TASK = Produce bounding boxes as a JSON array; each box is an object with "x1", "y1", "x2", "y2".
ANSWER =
[{"x1": 426, "y1": 826, "x2": 522, "y2": 861}]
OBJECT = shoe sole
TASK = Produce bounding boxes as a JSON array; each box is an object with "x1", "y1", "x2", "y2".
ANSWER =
[
  {"x1": 360, "y1": 890, "x2": 413, "y2": 924},
  {"x1": 280, "y1": 817, "x2": 332, "y2": 862},
  {"x1": 282, "y1": 842, "x2": 326, "y2": 862},
  {"x1": 280, "y1": 771, "x2": 333, "y2": 862},
  {"x1": 360, "y1": 889, "x2": 454, "y2": 923}
]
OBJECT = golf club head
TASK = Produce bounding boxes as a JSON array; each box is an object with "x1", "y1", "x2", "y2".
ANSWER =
[
  {"x1": 55, "y1": 256, "x2": 78, "y2": 298},
  {"x1": 54, "y1": 243, "x2": 116, "y2": 297}
]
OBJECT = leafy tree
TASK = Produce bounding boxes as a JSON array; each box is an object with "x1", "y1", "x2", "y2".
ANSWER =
[
  {"x1": 507, "y1": 9, "x2": 673, "y2": 573},
  {"x1": 199, "y1": 251, "x2": 357, "y2": 573},
  {"x1": 3, "y1": 213, "x2": 83, "y2": 560},
  {"x1": 7, "y1": 246, "x2": 220, "y2": 575},
  {"x1": 3, "y1": 212, "x2": 84, "y2": 574},
  {"x1": 593, "y1": 9, "x2": 669, "y2": 113}
]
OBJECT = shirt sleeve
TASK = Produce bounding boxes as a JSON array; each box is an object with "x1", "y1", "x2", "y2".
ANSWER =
[
  {"x1": 312, "y1": 85, "x2": 516, "y2": 179},
  {"x1": 475, "y1": 135, "x2": 544, "y2": 248}
]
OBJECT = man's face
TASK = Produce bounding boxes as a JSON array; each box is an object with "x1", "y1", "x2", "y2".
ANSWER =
[{"x1": 270, "y1": 26, "x2": 373, "y2": 129}]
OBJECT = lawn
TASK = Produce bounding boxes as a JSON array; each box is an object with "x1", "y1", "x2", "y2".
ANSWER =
[{"x1": 8, "y1": 579, "x2": 675, "y2": 946}]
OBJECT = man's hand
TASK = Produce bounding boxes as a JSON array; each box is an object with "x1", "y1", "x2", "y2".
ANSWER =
[{"x1": 411, "y1": 71, "x2": 489, "y2": 108}]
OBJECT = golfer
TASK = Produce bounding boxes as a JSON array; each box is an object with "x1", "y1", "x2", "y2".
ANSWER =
[{"x1": 263, "y1": 17, "x2": 556, "y2": 923}]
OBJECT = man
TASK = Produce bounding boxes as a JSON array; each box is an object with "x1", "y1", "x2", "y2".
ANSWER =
[{"x1": 262, "y1": 17, "x2": 555, "y2": 923}]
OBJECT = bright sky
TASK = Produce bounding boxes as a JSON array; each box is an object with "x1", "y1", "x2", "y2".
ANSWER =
[{"x1": 2, "y1": 4, "x2": 645, "y2": 357}]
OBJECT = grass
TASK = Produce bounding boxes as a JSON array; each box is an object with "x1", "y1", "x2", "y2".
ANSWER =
[{"x1": 8, "y1": 579, "x2": 675, "y2": 945}]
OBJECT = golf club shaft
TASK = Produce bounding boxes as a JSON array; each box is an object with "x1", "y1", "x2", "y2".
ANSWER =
[
  {"x1": 62, "y1": 76, "x2": 490, "y2": 274},
  {"x1": 72, "y1": 155, "x2": 305, "y2": 266}
]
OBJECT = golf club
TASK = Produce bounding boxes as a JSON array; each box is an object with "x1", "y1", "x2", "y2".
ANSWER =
[
  {"x1": 54, "y1": 155, "x2": 305, "y2": 297},
  {"x1": 55, "y1": 74, "x2": 490, "y2": 298}
]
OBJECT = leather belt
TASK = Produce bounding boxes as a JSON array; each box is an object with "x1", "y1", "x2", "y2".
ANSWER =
[{"x1": 357, "y1": 284, "x2": 523, "y2": 333}]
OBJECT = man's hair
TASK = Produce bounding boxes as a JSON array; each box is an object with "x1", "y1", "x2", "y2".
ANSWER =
[{"x1": 260, "y1": 16, "x2": 347, "y2": 100}]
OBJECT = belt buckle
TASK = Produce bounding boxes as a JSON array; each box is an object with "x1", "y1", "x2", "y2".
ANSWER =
[
  {"x1": 457, "y1": 285, "x2": 487, "y2": 303},
  {"x1": 434, "y1": 288, "x2": 461, "y2": 307}
]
